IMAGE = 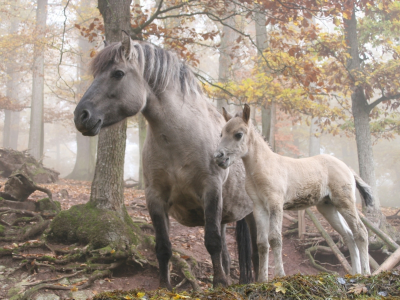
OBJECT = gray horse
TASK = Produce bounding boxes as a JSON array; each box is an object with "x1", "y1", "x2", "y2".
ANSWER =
[{"x1": 74, "y1": 34, "x2": 257, "y2": 288}]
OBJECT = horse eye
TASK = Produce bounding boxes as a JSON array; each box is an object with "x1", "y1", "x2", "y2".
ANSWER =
[
  {"x1": 220, "y1": 132, "x2": 222, "y2": 137},
  {"x1": 235, "y1": 132, "x2": 243, "y2": 140},
  {"x1": 113, "y1": 70, "x2": 125, "y2": 79}
]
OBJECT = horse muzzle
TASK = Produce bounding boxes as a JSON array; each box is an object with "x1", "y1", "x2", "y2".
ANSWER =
[{"x1": 74, "y1": 107, "x2": 103, "y2": 136}]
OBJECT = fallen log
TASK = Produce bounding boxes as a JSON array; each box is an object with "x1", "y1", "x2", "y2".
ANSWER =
[
  {"x1": 305, "y1": 208, "x2": 352, "y2": 274},
  {"x1": 358, "y1": 212, "x2": 399, "y2": 252},
  {"x1": 373, "y1": 247, "x2": 400, "y2": 275}
]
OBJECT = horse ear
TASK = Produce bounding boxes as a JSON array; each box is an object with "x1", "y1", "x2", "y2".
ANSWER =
[
  {"x1": 242, "y1": 104, "x2": 250, "y2": 124},
  {"x1": 222, "y1": 107, "x2": 233, "y2": 122},
  {"x1": 103, "y1": 40, "x2": 109, "y2": 47},
  {"x1": 121, "y1": 30, "x2": 131, "y2": 59}
]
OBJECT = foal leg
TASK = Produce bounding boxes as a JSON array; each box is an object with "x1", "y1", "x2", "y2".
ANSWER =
[
  {"x1": 147, "y1": 190, "x2": 172, "y2": 289},
  {"x1": 245, "y1": 212, "x2": 259, "y2": 282},
  {"x1": 336, "y1": 203, "x2": 370, "y2": 275},
  {"x1": 316, "y1": 201, "x2": 361, "y2": 274},
  {"x1": 221, "y1": 223, "x2": 231, "y2": 278},
  {"x1": 268, "y1": 201, "x2": 285, "y2": 278},
  {"x1": 252, "y1": 202, "x2": 270, "y2": 282},
  {"x1": 204, "y1": 187, "x2": 228, "y2": 287}
]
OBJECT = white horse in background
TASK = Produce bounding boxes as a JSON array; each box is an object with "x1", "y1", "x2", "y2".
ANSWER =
[{"x1": 214, "y1": 104, "x2": 372, "y2": 282}]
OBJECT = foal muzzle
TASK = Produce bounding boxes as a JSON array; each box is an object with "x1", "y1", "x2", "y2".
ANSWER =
[{"x1": 214, "y1": 150, "x2": 230, "y2": 169}]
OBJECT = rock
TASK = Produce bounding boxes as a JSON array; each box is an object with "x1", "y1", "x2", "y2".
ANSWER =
[
  {"x1": 70, "y1": 290, "x2": 93, "y2": 300},
  {"x1": 0, "y1": 265, "x2": 6, "y2": 272},
  {"x1": 58, "y1": 278, "x2": 70, "y2": 285},
  {"x1": 69, "y1": 276, "x2": 88, "y2": 284},
  {"x1": 34, "y1": 294, "x2": 60, "y2": 300}
]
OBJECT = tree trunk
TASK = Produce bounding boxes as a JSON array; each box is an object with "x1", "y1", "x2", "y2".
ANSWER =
[
  {"x1": 138, "y1": 114, "x2": 146, "y2": 189},
  {"x1": 217, "y1": 5, "x2": 237, "y2": 112},
  {"x1": 28, "y1": 0, "x2": 47, "y2": 160},
  {"x1": 90, "y1": 0, "x2": 131, "y2": 219},
  {"x1": 67, "y1": 2, "x2": 98, "y2": 181},
  {"x1": 66, "y1": 131, "x2": 97, "y2": 181},
  {"x1": 3, "y1": 21, "x2": 20, "y2": 150},
  {"x1": 344, "y1": 6, "x2": 379, "y2": 211},
  {"x1": 255, "y1": 8, "x2": 275, "y2": 148}
]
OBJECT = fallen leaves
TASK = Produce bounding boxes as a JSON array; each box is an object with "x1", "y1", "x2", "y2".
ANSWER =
[
  {"x1": 347, "y1": 283, "x2": 368, "y2": 295},
  {"x1": 274, "y1": 281, "x2": 287, "y2": 294}
]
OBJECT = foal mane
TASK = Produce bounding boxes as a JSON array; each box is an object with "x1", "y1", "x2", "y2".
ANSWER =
[{"x1": 90, "y1": 41, "x2": 202, "y2": 97}]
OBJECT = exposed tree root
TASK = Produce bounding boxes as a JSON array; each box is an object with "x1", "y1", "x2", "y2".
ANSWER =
[
  {"x1": 20, "y1": 269, "x2": 112, "y2": 300},
  {"x1": 171, "y1": 252, "x2": 201, "y2": 291}
]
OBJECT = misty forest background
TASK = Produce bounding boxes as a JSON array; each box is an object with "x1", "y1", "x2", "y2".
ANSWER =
[{"x1": 1, "y1": 0, "x2": 400, "y2": 210}]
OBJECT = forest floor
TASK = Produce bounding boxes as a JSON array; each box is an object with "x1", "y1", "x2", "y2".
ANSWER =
[{"x1": 0, "y1": 178, "x2": 399, "y2": 300}]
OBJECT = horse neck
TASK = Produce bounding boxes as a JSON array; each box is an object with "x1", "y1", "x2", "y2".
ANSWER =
[
  {"x1": 141, "y1": 86, "x2": 214, "y2": 138},
  {"x1": 242, "y1": 124, "x2": 275, "y2": 170}
]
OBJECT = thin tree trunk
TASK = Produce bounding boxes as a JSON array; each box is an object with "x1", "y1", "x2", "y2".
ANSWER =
[
  {"x1": 28, "y1": 0, "x2": 47, "y2": 160},
  {"x1": 90, "y1": 0, "x2": 132, "y2": 217},
  {"x1": 67, "y1": 1, "x2": 98, "y2": 180},
  {"x1": 344, "y1": 6, "x2": 379, "y2": 211},
  {"x1": 138, "y1": 114, "x2": 146, "y2": 189},
  {"x1": 217, "y1": 5, "x2": 237, "y2": 112},
  {"x1": 255, "y1": 8, "x2": 275, "y2": 148},
  {"x1": 3, "y1": 21, "x2": 20, "y2": 150}
]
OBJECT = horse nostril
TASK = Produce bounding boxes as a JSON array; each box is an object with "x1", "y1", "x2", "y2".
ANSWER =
[
  {"x1": 80, "y1": 109, "x2": 91, "y2": 123},
  {"x1": 214, "y1": 151, "x2": 224, "y2": 159}
]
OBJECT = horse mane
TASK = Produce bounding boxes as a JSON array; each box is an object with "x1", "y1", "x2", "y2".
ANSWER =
[{"x1": 90, "y1": 41, "x2": 202, "y2": 96}]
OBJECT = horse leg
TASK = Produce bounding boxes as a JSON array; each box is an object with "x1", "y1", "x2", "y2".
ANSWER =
[
  {"x1": 245, "y1": 212, "x2": 259, "y2": 282},
  {"x1": 252, "y1": 203, "x2": 270, "y2": 282},
  {"x1": 268, "y1": 201, "x2": 285, "y2": 278},
  {"x1": 204, "y1": 187, "x2": 227, "y2": 287},
  {"x1": 336, "y1": 203, "x2": 370, "y2": 275},
  {"x1": 316, "y1": 200, "x2": 361, "y2": 274},
  {"x1": 147, "y1": 192, "x2": 172, "y2": 289},
  {"x1": 221, "y1": 223, "x2": 231, "y2": 278}
]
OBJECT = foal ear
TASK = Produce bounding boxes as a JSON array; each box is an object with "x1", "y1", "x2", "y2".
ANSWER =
[
  {"x1": 103, "y1": 40, "x2": 109, "y2": 47},
  {"x1": 242, "y1": 104, "x2": 250, "y2": 124},
  {"x1": 222, "y1": 107, "x2": 233, "y2": 122},
  {"x1": 121, "y1": 30, "x2": 131, "y2": 59}
]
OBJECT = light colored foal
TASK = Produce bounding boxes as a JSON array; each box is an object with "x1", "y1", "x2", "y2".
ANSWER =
[{"x1": 214, "y1": 104, "x2": 372, "y2": 282}]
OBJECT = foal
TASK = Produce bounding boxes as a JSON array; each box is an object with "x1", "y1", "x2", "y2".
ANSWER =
[{"x1": 214, "y1": 104, "x2": 372, "y2": 282}]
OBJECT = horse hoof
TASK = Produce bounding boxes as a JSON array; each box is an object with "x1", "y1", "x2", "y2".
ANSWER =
[
  {"x1": 159, "y1": 281, "x2": 172, "y2": 291},
  {"x1": 213, "y1": 277, "x2": 228, "y2": 288}
]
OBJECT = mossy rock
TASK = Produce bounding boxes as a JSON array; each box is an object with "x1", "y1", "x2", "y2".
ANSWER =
[
  {"x1": 36, "y1": 198, "x2": 61, "y2": 212},
  {"x1": 47, "y1": 203, "x2": 141, "y2": 249},
  {"x1": 0, "y1": 224, "x2": 5, "y2": 236}
]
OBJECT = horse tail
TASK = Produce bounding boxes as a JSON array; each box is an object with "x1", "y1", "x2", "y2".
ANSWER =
[
  {"x1": 236, "y1": 218, "x2": 253, "y2": 284},
  {"x1": 351, "y1": 169, "x2": 374, "y2": 207}
]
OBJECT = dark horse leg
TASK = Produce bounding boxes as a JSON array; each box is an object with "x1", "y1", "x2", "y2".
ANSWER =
[
  {"x1": 221, "y1": 224, "x2": 231, "y2": 278},
  {"x1": 147, "y1": 190, "x2": 172, "y2": 290},
  {"x1": 204, "y1": 187, "x2": 228, "y2": 287},
  {"x1": 245, "y1": 213, "x2": 259, "y2": 282}
]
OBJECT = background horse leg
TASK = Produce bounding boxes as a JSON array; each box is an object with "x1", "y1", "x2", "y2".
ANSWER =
[
  {"x1": 337, "y1": 204, "x2": 371, "y2": 275},
  {"x1": 245, "y1": 213, "x2": 259, "y2": 282},
  {"x1": 204, "y1": 188, "x2": 227, "y2": 287},
  {"x1": 221, "y1": 224, "x2": 231, "y2": 279},
  {"x1": 253, "y1": 203, "x2": 270, "y2": 282},
  {"x1": 147, "y1": 191, "x2": 172, "y2": 289},
  {"x1": 316, "y1": 201, "x2": 361, "y2": 274},
  {"x1": 267, "y1": 201, "x2": 285, "y2": 278}
]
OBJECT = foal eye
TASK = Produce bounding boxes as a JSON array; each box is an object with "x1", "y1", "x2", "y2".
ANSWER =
[
  {"x1": 220, "y1": 133, "x2": 222, "y2": 137},
  {"x1": 112, "y1": 70, "x2": 125, "y2": 79},
  {"x1": 235, "y1": 132, "x2": 243, "y2": 140}
]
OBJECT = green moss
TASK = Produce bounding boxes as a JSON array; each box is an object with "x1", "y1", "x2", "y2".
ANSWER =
[
  {"x1": 0, "y1": 224, "x2": 5, "y2": 236},
  {"x1": 47, "y1": 203, "x2": 142, "y2": 250}
]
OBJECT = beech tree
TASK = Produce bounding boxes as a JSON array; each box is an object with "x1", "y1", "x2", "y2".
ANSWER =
[{"x1": 28, "y1": 0, "x2": 48, "y2": 160}]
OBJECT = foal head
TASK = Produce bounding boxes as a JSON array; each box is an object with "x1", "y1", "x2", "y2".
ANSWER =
[{"x1": 214, "y1": 104, "x2": 251, "y2": 169}]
